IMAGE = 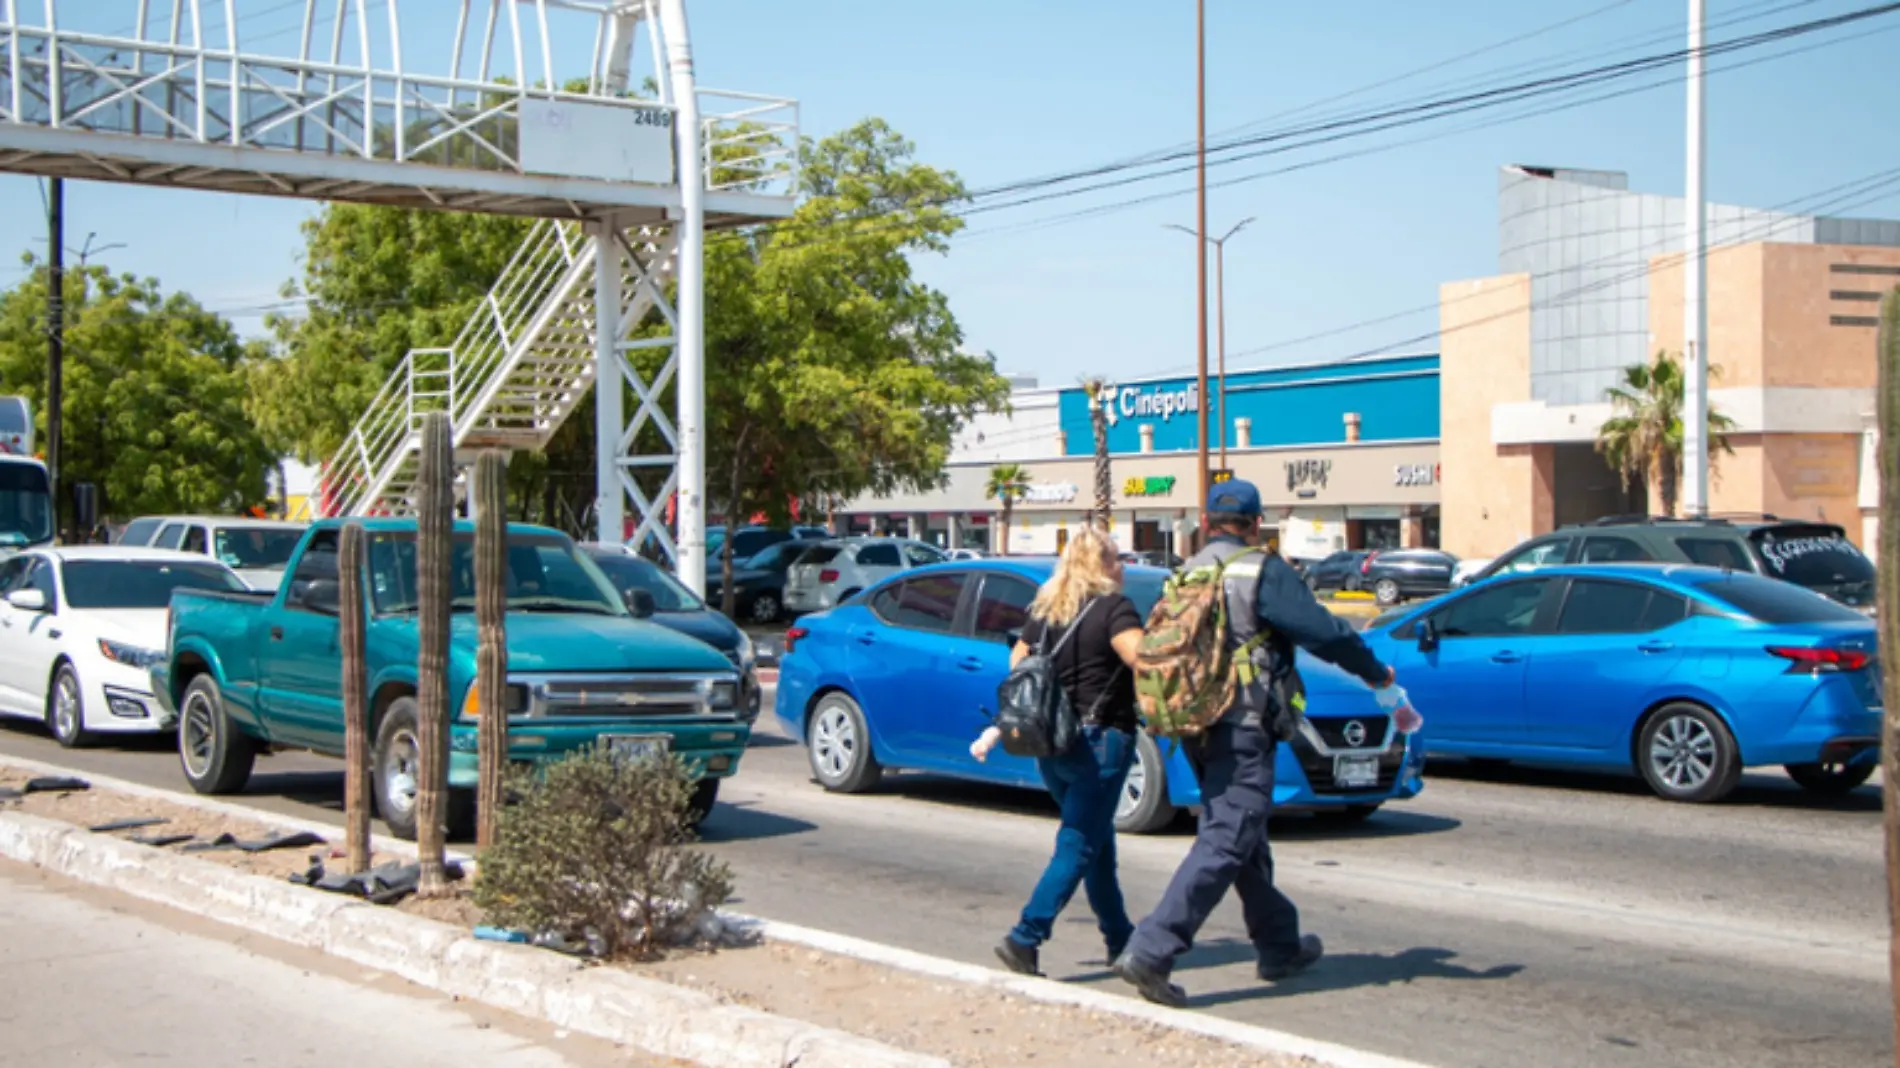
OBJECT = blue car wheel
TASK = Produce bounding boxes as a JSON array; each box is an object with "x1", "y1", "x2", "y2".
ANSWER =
[
  {"x1": 808, "y1": 691, "x2": 882, "y2": 793},
  {"x1": 1637, "y1": 702, "x2": 1742, "y2": 804},
  {"x1": 1115, "y1": 731, "x2": 1176, "y2": 834}
]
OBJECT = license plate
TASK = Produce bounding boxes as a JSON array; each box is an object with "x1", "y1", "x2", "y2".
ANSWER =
[
  {"x1": 1334, "y1": 754, "x2": 1380, "y2": 789},
  {"x1": 603, "y1": 734, "x2": 669, "y2": 761}
]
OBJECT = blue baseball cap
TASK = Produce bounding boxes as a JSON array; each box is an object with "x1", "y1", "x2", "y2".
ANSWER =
[{"x1": 1205, "y1": 478, "x2": 1263, "y2": 517}]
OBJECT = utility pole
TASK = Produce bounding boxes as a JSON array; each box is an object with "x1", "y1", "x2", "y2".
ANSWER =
[
  {"x1": 1194, "y1": 0, "x2": 1210, "y2": 534},
  {"x1": 1165, "y1": 216, "x2": 1254, "y2": 467},
  {"x1": 1681, "y1": 0, "x2": 1709, "y2": 517},
  {"x1": 46, "y1": 178, "x2": 64, "y2": 527}
]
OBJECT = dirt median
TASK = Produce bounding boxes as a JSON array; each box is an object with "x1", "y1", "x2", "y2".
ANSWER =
[{"x1": 0, "y1": 763, "x2": 1323, "y2": 1068}]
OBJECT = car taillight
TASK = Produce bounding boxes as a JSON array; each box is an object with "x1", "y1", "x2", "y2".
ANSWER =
[
  {"x1": 819, "y1": 569, "x2": 839, "y2": 584},
  {"x1": 1766, "y1": 645, "x2": 1870, "y2": 674},
  {"x1": 784, "y1": 626, "x2": 809, "y2": 655}
]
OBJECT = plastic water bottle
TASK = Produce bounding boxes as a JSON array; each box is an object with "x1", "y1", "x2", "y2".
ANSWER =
[{"x1": 1375, "y1": 684, "x2": 1423, "y2": 734}]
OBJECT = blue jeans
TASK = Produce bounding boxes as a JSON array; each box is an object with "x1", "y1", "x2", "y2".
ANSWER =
[{"x1": 1010, "y1": 725, "x2": 1137, "y2": 954}]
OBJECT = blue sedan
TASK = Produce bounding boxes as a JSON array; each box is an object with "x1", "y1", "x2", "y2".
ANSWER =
[
  {"x1": 773, "y1": 558, "x2": 1426, "y2": 832},
  {"x1": 1361, "y1": 563, "x2": 1882, "y2": 802}
]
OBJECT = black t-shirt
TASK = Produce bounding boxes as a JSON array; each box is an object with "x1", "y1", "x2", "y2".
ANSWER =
[{"x1": 1021, "y1": 594, "x2": 1144, "y2": 733}]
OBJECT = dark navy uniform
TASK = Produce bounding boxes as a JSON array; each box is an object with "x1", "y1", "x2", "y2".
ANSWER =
[{"x1": 1116, "y1": 481, "x2": 1391, "y2": 1005}]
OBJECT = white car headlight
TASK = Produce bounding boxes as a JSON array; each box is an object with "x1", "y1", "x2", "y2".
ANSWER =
[{"x1": 99, "y1": 639, "x2": 166, "y2": 669}]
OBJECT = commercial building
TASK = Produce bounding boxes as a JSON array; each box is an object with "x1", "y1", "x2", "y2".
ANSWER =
[
  {"x1": 1443, "y1": 165, "x2": 1900, "y2": 559},
  {"x1": 840, "y1": 354, "x2": 1443, "y2": 560}
]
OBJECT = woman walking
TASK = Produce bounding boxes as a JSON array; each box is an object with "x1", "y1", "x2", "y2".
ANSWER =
[{"x1": 977, "y1": 525, "x2": 1146, "y2": 976}]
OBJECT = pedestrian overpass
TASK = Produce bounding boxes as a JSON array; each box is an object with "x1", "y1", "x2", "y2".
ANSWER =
[{"x1": 0, "y1": 0, "x2": 800, "y2": 590}]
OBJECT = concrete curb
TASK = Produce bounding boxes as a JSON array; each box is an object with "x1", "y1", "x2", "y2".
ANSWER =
[
  {"x1": 0, "y1": 808, "x2": 940, "y2": 1068},
  {"x1": 0, "y1": 754, "x2": 1430, "y2": 1068},
  {"x1": 730, "y1": 917, "x2": 1438, "y2": 1068}
]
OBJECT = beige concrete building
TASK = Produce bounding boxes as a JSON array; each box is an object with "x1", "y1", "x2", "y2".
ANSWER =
[{"x1": 1442, "y1": 166, "x2": 1900, "y2": 559}]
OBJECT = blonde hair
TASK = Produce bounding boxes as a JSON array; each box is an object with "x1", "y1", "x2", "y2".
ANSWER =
[{"x1": 1030, "y1": 525, "x2": 1121, "y2": 626}]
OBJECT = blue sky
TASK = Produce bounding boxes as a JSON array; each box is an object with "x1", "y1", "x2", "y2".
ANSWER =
[{"x1": 3, "y1": 0, "x2": 1897, "y2": 388}]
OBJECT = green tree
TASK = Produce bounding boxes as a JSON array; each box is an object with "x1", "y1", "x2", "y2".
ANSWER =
[
  {"x1": 687, "y1": 118, "x2": 1010, "y2": 611},
  {"x1": 0, "y1": 260, "x2": 277, "y2": 521},
  {"x1": 985, "y1": 463, "x2": 1031, "y2": 556},
  {"x1": 1595, "y1": 350, "x2": 1737, "y2": 517}
]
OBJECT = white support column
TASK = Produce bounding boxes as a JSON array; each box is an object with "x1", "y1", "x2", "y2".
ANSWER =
[
  {"x1": 593, "y1": 221, "x2": 625, "y2": 545},
  {"x1": 659, "y1": 0, "x2": 707, "y2": 595},
  {"x1": 1681, "y1": 0, "x2": 1710, "y2": 517}
]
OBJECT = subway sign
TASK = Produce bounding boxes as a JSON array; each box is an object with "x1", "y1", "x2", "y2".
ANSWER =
[{"x1": 1122, "y1": 475, "x2": 1176, "y2": 498}]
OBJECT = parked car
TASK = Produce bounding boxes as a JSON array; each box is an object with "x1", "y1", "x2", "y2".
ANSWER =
[
  {"x1": 1361, "y1": 563, "x2": 1881, "y2": 803},
  {"x1": 947, "y1": 548, "x2": 987, "y2": 561},
  {"x1": 123, "y1": 515, "x2": 308, "y2": 593},
  {"x1": 774, "y1": 559, "x2": 1427, "y2": 833},
  {"x1": 702, "y1": 524, "x2": 831, "y2": 564},
  {"x1": 1121, "y1": 550, "x2": 1181, "y2": 569},
  {"x1": 0, "y1": 547, "x2": 246, "y2": 747},
  {"x1": 1303, "y1": 550, "x2": 1372, "y2": 594},
  {"x1": 782, "y1": 538, "x2": 948, "y2": 615},
  {"x1": 153, "y1": 519, "x2": 750, "y2": 838},
  {"x1": 1469, "y1": 516, "x2": 1876, "y2": 613},
  {"x1": 1360, "y1": 549, "x2": 1459, "y2": 606},
  {"x1": 703, "y1": 537, "x2": 828, "y2": 624},
  {"x1": 579, "y1": 543, "x2": 761, "y2": 723},
  {"x1": 1451, "y1": 558, "x2": 1493, "y2": 588}
]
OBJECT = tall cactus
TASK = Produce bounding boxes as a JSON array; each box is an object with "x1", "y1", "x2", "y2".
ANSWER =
[
  {"x1": 473, "y1": 450, "x2": 509, "y2": 848},
  {"x1": 338, "y1": 521, "x2": 371, "y2": 874},
  {"x1": 416, "y1": 412, "x2": 453, "y2": 896},
  {"x1": 1877, "y1": 284, "x2": 1900, "y2": 1057}
]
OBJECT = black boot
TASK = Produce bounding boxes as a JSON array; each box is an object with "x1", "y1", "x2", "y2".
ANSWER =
[
  {"x1": 1111, "y1": 951, "x2": 1187, "y2": 1008},
  {"x1": 1257, "y1": 933, "x2": 1324, "y2": 981},
  {"x1": 994, "y1": 937, "x2": 1043, "y2": 977}
]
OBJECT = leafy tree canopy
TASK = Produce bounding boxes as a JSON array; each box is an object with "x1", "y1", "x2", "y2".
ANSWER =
[{"x1": 0, "y1": 261, "x2": 277, "y2": 520}]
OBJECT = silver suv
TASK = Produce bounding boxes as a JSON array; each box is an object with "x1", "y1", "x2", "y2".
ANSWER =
[{"x1": 783, "y1": 538, "x2": 946, "y2": 615}]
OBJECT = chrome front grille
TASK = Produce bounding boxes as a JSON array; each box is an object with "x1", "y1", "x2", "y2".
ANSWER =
[{"x1": 511, "y1": 673, "x2": 736, "y2": 719}]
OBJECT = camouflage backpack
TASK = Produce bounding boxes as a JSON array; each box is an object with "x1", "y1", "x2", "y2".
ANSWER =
[{"x1": 1133, "y1": 547, "x2": 1272, "y2": 739}]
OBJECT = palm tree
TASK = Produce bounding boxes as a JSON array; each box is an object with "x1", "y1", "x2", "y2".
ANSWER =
[
  {"x1": 1081, "y1": 378, "x2": 1113, "y2": 525},
  {"x1": 985, "y1": 463, "x2": 1031, "y2": 555},
  {"x1": 1595, "y1": 350, "x2": 1736, "y2": 517}
]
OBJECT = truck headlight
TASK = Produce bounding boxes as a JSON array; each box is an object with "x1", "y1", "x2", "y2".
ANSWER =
[
  {"x1": 703, "y1": 679, "x2": 739, "y2": 711},
  {"x1": 99, "y1": 639, "x2": 165, "y2": 669}
]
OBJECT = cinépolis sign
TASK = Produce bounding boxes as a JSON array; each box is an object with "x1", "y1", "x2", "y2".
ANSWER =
[{"x1": 1096, "y1": 380, "x2": 1202, "y2": 427}]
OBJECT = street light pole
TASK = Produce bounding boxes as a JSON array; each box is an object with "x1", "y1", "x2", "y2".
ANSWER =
[
  {"x1": 1194, "y1": 0, "x2": 1210, "y2": 535},
  {"x1": 1165, "y1": 217, "x2": 1253, "y2": 468}
]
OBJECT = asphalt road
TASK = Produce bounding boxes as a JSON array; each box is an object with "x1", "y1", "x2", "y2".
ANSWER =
[
  {"x1": 0, "y1": 857, "x2": 667, "y2": 1067},
  {"x1": 0, "y1": 700, "x2": 1887, "y2": 1068}
]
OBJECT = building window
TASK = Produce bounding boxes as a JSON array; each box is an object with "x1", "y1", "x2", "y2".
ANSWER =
[
  {"x1": 1829, "y1": 263, "x2": 1900, "y2": 276},
  {"x1": 1830, "y1": 290, "x2": 1883, "y2": 302},
  {"x1": 1831, "y1": 315, "x2": 1881, "y2": 327}
]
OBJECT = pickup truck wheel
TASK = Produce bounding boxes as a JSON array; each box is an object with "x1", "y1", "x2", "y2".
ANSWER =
[
  {"x1": 47, "y1": 663, "x2": 97, "y2": 749},
  {"x1": 807, "y1": 692, "x2": 881, "y2": 793},
  {"x1": 373, "y1": 698, "x2": 425, "y2": 841},
  {"x1": 178, "y1": 675, "x2": 256, "y2": 795}
]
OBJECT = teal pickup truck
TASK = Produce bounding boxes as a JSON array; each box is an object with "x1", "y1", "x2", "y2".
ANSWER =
[{"x1": 152, "y1": 518, "x2": 749, "y2": 838}]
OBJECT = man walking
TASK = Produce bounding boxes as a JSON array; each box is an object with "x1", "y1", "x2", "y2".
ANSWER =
[{"x1": 1113, "y1": 478, "x2": 1401, "y2": 1007}]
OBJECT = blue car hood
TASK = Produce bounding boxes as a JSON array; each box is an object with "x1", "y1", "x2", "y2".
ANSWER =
[
  {"x1": 443, "y1": 613, "x2": 733, "y2": 674},
  {"x1": 1293, "y1": 650, "x2": 1384, "y2": 711}
]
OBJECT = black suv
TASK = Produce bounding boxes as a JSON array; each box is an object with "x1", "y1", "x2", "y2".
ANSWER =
[{"x1": 1468, "y1": 515, "x2": 1876, "y2": 611}]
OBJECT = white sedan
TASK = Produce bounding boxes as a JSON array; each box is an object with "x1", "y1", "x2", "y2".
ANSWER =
[{"x1": 0, "y1": 547, "x2": 248, "y2": 747}]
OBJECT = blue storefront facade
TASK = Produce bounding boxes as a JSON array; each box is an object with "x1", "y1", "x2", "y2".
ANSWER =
[{"x1": 842, "y1": 353, "x2": 1444, "y2": 561}]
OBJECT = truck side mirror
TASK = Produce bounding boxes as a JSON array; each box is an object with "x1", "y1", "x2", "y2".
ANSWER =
[
  {"x1": 624, "y1": 587, "x2": 656, "y2": 619},
  {"x1": 298, "y1": 578, "x2": 341, "y2": 615}
]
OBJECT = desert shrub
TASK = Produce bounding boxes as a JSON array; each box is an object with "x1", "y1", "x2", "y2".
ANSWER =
[{"x1": 473, "y1": 747, "x2": 732, "y2": 959}]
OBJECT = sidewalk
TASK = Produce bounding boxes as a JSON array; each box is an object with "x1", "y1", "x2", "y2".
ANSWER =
[{"x1": 0, "y1": 857, "x2": 669, "y2": 1068}]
